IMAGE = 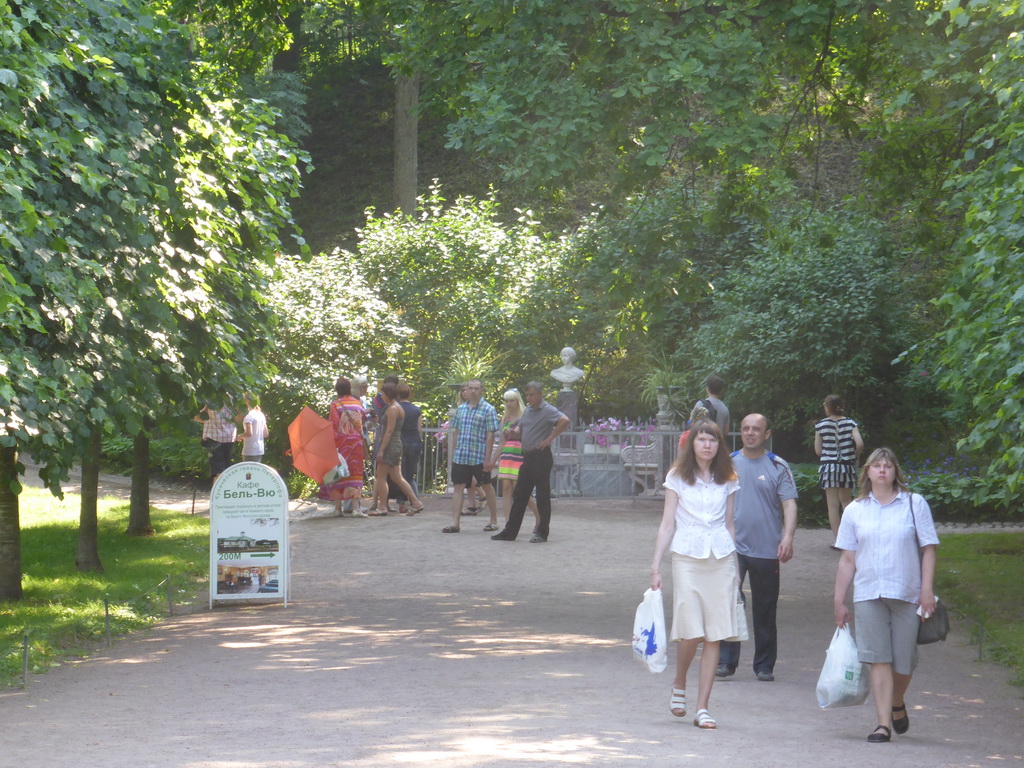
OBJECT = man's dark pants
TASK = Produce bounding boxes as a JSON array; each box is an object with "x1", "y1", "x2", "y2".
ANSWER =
[
  {"x1": 501, "y1": 448, "x2": 553, "y2": 539},
  {"x1": 719, "y1": 553, "x2": 780, "y2": 674},
  {"x1": 209, "y1": 441, "x2": 234, "y2": 478}
]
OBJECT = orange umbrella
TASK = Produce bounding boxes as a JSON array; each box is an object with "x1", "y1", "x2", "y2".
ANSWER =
[{"x1": 287, "y1": 406, "x2": 339, "y2": 483}]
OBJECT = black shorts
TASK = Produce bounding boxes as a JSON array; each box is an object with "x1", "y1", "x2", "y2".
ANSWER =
[{"x1": 451, "y1": 463, "x2": 492, "y2": 487}]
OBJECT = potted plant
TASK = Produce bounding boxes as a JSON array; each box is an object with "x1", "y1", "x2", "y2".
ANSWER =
[{"x1": 637, "y1": 353, "x2": 685, "y2": 426}]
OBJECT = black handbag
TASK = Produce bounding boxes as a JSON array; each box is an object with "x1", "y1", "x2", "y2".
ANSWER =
[
  {"x1": 909, "y1": 493, "x2": 950, "y2": 644},
  {"x1": 917, "y1": 600, "x2": 950, "y2": 644}
]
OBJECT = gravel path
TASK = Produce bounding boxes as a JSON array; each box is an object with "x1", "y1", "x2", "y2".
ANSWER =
[{"x1": 2, "y1": 470, "x2": 1022, "y2": 767}]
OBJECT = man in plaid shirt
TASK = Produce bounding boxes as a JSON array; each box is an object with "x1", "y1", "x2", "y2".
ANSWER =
[
  {"x1": 443, "y1": 378, "x2": 500, "y2": 533},
  {"x1": 194, "y1": 399, "x2": 237, "y2": 481}
]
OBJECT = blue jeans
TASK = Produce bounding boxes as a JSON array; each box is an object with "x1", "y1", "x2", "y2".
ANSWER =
[{"x1": 719, "y1": 553, "x2": 780, "y2": 674}]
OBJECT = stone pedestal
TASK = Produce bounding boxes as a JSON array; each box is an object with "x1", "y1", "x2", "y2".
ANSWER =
[{"x1": 556, "y1": 389, "x2": 578, "y2": 429}]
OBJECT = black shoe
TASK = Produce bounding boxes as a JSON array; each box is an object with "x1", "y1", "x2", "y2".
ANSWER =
[
  {"x1": 867, "y1": 725, "x2": 891, "y2": 743},
  {"x1": 715, "y1": 664, "x2": 735, "y2": 678},
  {"x1": 756, "y1": 670, "x2": 775, "y2": 682},
  {"x1": 529, "y1": 534, "x2": 547, "y2": 543},
  {"x1": 891, "y1": 704, "x2": 909, "y2": 735},
  {"x1": 491, "y1": 532, "x2": 515, "y2": 541}
]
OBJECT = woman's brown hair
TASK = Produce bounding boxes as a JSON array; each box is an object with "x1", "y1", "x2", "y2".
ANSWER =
[
  {"x1": 670, "y1": 419, "x2": 736, "y2": 485},
  {"x1": 824, "y1": 394, "x2": 845, "y2": 416}
]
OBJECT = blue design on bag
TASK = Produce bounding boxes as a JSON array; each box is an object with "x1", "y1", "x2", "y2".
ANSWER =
[{"x1": 641, "y1": 622, "x2": 659, "y2": 657}]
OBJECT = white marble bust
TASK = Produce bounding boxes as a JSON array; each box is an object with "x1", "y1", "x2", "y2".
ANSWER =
[{"x1": 551, "y1": 346, "x2": 585, "y2": 390}]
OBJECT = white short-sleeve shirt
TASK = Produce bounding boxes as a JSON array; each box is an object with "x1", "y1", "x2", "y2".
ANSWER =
[
  {"x1": 664, "y1": 469, "x2": 739, "y2": 559},
  {"x1": 835, "y1": 491, "x2": 939, "y2": 603},
  {"x1": 242, "y1": 408, "x2": 267, "y2": 456}
]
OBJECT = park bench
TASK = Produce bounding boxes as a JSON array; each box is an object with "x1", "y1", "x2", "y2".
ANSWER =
[{"x1": 620, "y1": 443, "x2": 661, "y2": 497}]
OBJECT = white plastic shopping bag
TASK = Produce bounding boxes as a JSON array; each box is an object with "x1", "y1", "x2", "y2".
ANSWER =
[
  {"x1": 632, "y1": 588, "x2": 668, "y2": 673},
  {"x1": 816, "y1": 625, "x2": 870, "y2": 708},
  {"x1": 321, "y1": 452, "x2": 350, "y2": 484}
]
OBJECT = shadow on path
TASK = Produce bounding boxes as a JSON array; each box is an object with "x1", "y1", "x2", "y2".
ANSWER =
[{"x1": 2, "y1": 480, "x2": 1021, "y2": 768}]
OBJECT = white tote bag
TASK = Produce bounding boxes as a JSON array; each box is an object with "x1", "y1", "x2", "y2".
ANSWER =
[
  {"x1": 816, "y1": 625, "x2": 870, "y2": 708},
  {"x1": 632, "y1": 588, "x2": 668, "y2": 673},
  {"x1": 725, "y1": 593, "x2": 749, "y2": 642}
]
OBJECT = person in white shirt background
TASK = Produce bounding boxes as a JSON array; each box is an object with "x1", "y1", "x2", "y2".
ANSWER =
[{"x1": 238, "y1": 393, "x2": 269, "y2": 463}]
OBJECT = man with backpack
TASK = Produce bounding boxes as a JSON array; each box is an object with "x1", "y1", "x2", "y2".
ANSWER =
[
  {"x1": 689, "y1": 374, "x2": 730, "y2": 437},
  {"x1": 717, "y1": 413, "x2": 798, "y2": 682}
]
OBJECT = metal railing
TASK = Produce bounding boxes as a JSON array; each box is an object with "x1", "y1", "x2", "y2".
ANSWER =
[{"x1": 409, "y1": 426, "x2": 742, "y2": 499}]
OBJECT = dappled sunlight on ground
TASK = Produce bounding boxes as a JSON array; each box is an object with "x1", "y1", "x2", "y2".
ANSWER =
[{"x1": 5, "y1": 491, "x2": 1023, "y2": 768}]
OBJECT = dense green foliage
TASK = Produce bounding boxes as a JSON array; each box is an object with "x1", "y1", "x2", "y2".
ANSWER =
[
  {"x1": 1, "y1": 0, "x2": 309, "y2": 597},
  {"x1": 6, "y1": 0, "x2": 1024, "y2": 519},
  {"x1": 1, "y1": 488, "x2": 208, "y2": 685},
  {"x1": 0, "y1": 0, "x2": 308, "y2": 488},
  {"x1": 934, "y1": 13, "x2": 1024, "y2": 502},
  {"x1": 687, "y1": 207, "x2": 914, "y2": 435},
  {"x1": 385, "y1": 1, "x2": 945, "y2": 187},
  {"x1": 359, "y1": 0, "x2": 1024, "y2": 490},
  {"x1": 266, "y1": 250, "x2": 409, "y2": 411},
  {"x1": 358, "y1": 187, "x2": 552, "y2": 382}
]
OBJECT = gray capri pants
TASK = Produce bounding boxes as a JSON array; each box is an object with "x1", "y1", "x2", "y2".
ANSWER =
[{"x1": 853, "y1": 597, "x2": 920, "y2": 675}]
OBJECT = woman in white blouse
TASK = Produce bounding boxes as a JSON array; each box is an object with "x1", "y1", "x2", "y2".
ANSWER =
[
  {"x1": 650, "y1": 420, "x2": 741, "y2": 730},
  {"x1": 833, "y1": 447, "x2": 938, "y2": 743}
]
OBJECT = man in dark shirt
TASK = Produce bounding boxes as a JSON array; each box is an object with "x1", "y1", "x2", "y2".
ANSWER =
[{"x1": 491, "y1": 381, "x2": 569, "y2": 543}]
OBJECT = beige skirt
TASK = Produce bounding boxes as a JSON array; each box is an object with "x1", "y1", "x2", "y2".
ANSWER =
[{"x1": 670, "y1": 552, "x2": 739, "y2": 642}]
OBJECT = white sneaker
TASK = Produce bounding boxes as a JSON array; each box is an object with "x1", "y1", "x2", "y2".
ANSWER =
[{"x1": 350, "y1": 510, "x2": 369, "y2": 518}]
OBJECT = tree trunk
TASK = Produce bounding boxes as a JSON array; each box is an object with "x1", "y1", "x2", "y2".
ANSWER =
[
  {"x1": 127, "y1": 430, "x2": 154, "y2": 536},
  {"x1": 272, "y1": 4, "x2": 305, "y2": 73},
  {"x1": 393, "y1": 73, "x2": 420, "y2": 215},
  {"x1": 0, "y1": 445, "x2": 23, "y2": 601},
  {"x1": 76, "y1": 429, "x2": 104, "y2": 572}
]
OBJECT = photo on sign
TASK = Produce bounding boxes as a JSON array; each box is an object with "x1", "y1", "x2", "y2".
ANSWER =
[
  {"x1": 216, "y1": 565, "x2": 280, "y2": 595},
  {"x1": 216, "y1": 529, "x2": 280, "y2": 554}
]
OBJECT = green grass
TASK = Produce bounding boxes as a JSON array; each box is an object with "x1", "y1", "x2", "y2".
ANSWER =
[
  {"x1": 934, "y1": 531, "x2": 1024, "y2": 685},
  {"x1": 1, "y1": 487, "x2": 209, "y2": 687}
]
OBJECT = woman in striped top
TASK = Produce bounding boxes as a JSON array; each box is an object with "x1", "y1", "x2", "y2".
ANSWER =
[{"x1": 815, "y1": 394, "x2": 864, "y2": 548}]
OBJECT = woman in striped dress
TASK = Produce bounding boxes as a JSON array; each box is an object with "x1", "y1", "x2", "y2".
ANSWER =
[
  {"x1": 815, "y1": 394, "x2": 864, "y2": 547},
  {"x1": 493, "y1": 389, "x2": 539, "y2": 531}
]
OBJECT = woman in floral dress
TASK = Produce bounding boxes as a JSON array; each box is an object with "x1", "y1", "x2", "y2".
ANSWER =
[{"x1": 319, "y1": 377, "x2": 369, "y2": 517}]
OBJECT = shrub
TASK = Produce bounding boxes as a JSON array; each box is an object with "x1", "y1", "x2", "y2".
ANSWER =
[
  {"x1": 285, "y1": 470, "x2": 319, "y2": 500},
  {"x1": 902, "y1": 456, "x2": 1015, "y2": 523},
  {"x1": 793, "y1": 457, "x2": 1021, "y2": 527},
  {"x1": 791, "y1": 463, "x2": 827, "y2": 528},
  {"x1": 101, "y1": 434, "x2": 207, "y2": 477}
]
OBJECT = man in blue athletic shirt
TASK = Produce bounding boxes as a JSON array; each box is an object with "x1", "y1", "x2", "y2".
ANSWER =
[{"x1": 717, "y1": 413, "x2": 798, "y2": 682}]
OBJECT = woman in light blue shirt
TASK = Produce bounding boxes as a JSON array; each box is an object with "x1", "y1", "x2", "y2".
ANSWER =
[
  {"x1": 833, "y1": 447, "x2": 938, "y2": 743},
  {"x1": 650, "y1": 420, "x2": 742, "y2": 730}
]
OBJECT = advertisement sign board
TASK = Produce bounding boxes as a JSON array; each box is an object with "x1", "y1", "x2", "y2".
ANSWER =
[{"x1": 209, "y1": 462, "x2": 289, "y2": 606}]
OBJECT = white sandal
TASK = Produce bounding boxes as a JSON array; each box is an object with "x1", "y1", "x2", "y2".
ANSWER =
[
  {"x1": 669, "y1": 688, "x2": 686, "y2": 717},
  {"x1": 693, "y1": 709, "x2": 716, "y2": 729}
]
